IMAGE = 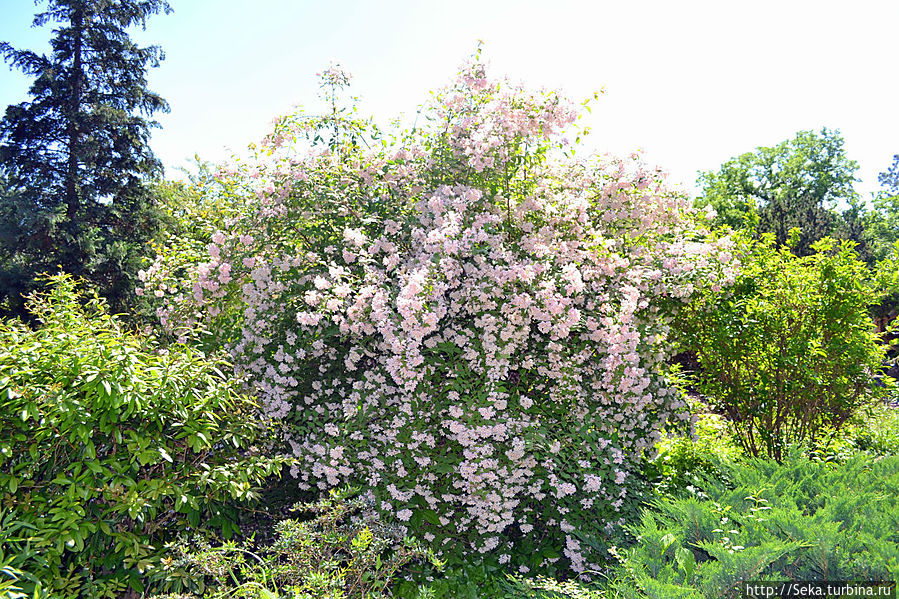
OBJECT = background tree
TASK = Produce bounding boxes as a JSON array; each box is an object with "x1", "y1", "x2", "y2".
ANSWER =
[
  {"x1": 861, "y1": 155, "x2": 899, "y2": 261},
  {"x1": 829, "y1": 154, "x2": 899, "y2": 269},
  {"x1": 879, "y1": 154, "x2": 899, "y2": 195},
  {"x1": 696, "y1": 128, "x2": 859, "y2": 256},
  {"x1": 856, "y1": 155, "x2": 899, "y2": 330},
  {"x1": 0, "y1": 0, "x2": 171, "y2": 319},
  {"x1": 839, "y1": 195, "x2": 876, "y2": 265}
]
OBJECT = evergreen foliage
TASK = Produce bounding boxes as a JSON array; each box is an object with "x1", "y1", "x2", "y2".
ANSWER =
[
  {"x1": 610, "y1": 452, "x2": 899, "y2": 598},
  {"x1": 0, "y1": 0, "x2": 171, "y2": 319}
]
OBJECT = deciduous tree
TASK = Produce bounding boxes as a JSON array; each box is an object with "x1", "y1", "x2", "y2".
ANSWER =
[{"x1": 697, "y1": 128, "x2": 858, "y2": 256}]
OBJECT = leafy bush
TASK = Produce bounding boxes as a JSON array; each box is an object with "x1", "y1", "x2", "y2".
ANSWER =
[
  {"x1": 152, "y1": 486, "x2": 441, "y2": 599},
  {"x1": 675, "y1": 234, "x2": 890, "y2": 460},
  {"x1": 0, "y1": 275, "x2": 289, "y2": 598},
  {"x1": 848, "y1": 403, "x2": 899, "y2": 457},
  {"x1": 644, "y1": 413, "x2": 742, "y2": 497},
  {"x1": 0, "y1": 509, "x2": 49, "y2": 599},
  {"x1": 140, "y1": 58, "x2": 738, "y2": 573},
  {"x1": 609, "y1": 452, "x2": 899, "y2": 598}
]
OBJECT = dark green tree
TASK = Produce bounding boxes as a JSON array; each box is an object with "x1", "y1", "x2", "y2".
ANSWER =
[
  {"x1": 696, "y1": 128, "x2": 859, "y2": 256},
  {"x1": 879, "y1": 154, "x2": 899, "y2": 195},
  {"x1": 0, "y1": 0, "x2": 171, "y2": 319},
  {"x1": 835, "y1": 155, "x2": 899, "y2": 267},
  {"x1": 840, "y1": 195, "x2": 875, "y2": 265}
]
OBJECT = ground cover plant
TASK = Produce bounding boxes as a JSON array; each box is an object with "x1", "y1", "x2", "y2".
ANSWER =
[
  {"x1": 607, "y1": 450, "x2": 899, "y2": 599},
  {"x1": 140, "y1": 57, "x2": 739, "y2": 574},
  {"x1": 152, "y1": 486, "x2": 442, "y2": 599},
  {"x1": 0, "y1": 275, "x2": 288, "y2": 598}
]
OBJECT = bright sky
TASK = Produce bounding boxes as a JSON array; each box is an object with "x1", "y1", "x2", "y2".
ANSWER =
[{"x1": 1, "y1": 0, "x2": 897, "y2": 197}]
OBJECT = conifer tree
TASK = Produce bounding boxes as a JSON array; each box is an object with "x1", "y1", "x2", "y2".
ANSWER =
[{"x1": 0, "y1": 0, "x2": 171, "y2": 318}]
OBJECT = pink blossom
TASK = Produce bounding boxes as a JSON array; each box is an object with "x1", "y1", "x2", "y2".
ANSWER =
[{"x1": 143, "y1": 57, "x2": 737, "y2": 571}]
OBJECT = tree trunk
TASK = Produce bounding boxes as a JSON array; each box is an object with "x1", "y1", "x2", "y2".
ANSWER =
[{"x1": 65, "y1": 4, "x2": 83, "y2": 221}]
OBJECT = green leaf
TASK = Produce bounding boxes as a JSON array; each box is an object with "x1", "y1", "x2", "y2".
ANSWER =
[{"x1": 675, "y1": 546, "x2": 696, "y2": 581}]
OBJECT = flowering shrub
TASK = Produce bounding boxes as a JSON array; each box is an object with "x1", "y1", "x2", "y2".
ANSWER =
[{"x1": 141, "y1": 58, "x2": 738, "y2": 573}]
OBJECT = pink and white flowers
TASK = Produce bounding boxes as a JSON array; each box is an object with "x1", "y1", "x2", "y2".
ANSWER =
[{"x1": 141, "y1": 58, "x2": 738, "y2": 573}]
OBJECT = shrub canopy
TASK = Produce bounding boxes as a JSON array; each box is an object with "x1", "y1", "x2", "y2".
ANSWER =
[
  {"x1": 142, "y1": 59, "x2": 737, "y2": 573},
  {"x1": 675, "y1": 234, "x2": 889, "y2": 460},
  {"x1": 0, "y1": 274, "x2": 286, "y2": 598}
]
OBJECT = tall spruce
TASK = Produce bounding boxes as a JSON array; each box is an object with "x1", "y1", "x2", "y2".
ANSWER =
[{"x1": 0, "y1": 0, "x2": 171, "y2": 319}]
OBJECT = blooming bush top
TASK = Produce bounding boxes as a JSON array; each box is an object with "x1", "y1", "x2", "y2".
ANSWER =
[{"x1": 141, "y1": 58, "x2": 738, "y2": 574}]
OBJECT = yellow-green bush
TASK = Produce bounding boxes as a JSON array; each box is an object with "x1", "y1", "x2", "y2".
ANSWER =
[
  {"x1": 0, "y1": 275, "x2": 289, "y2": 598},
  {"x1": 675, "y1": 234, "x2": 891, "y2": 460}
]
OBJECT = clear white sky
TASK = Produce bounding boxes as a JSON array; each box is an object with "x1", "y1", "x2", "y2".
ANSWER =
[{"x1": 1, "y1": 0, "x2": 897, "y2": 197}]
